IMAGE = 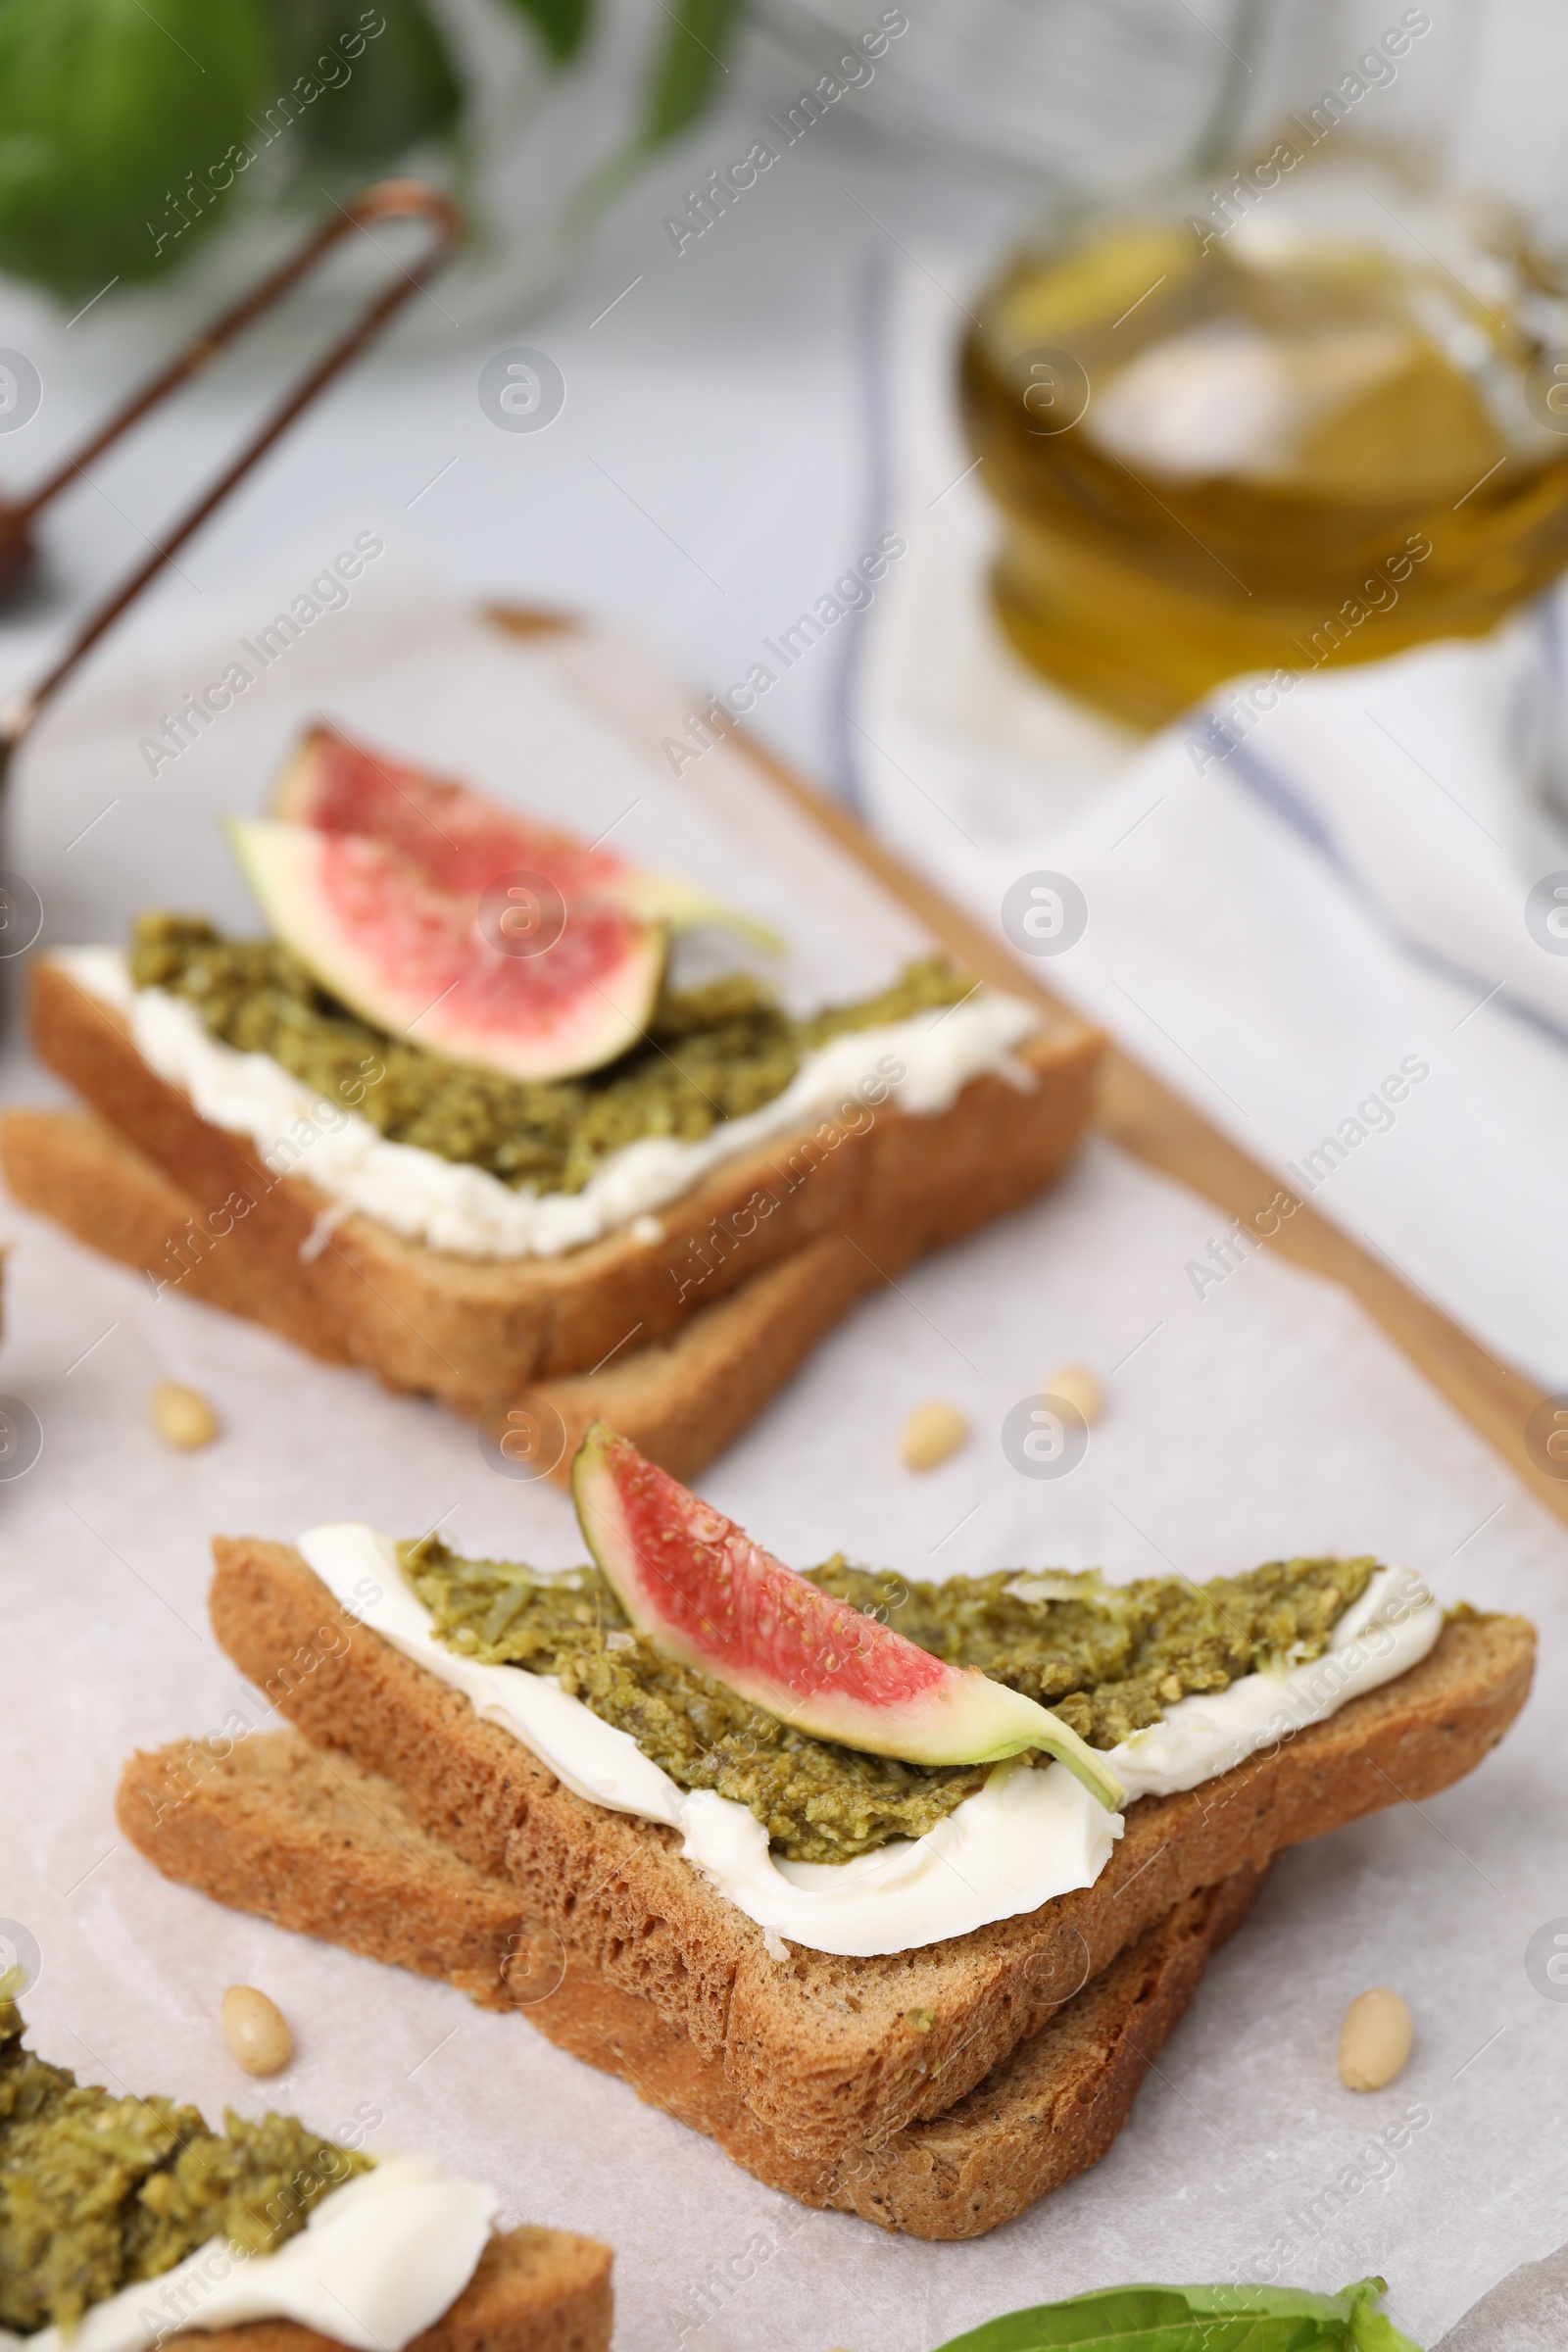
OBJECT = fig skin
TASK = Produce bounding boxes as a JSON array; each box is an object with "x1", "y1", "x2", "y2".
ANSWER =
[{"x1": 571, "y1": 1421, "x2": 1125, "y2": 1810}]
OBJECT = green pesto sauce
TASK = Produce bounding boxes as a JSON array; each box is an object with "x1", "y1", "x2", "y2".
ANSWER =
[
  {"x1": 400, "y1": 1540, "x2": 1376, "y2": 1866},
  {"x1": 0, "y1": 2001, "x2": 369, "y2": 2335},
  {"x1": 129, "y1": 915, "x2": 973, "y2": 1198}
]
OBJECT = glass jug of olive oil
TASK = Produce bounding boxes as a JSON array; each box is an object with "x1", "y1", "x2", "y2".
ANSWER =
[{"x1": 960, "y1": 148, "x2": 1568, "y2": 728}]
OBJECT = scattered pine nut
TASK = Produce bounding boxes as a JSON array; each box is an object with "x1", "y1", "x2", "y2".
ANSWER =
[
  {"x1": 150, "y1": 1382, "x2": 219, "y2": 1450},
  {"x1": 222, "y1": 1984, "x2": 293, "y2": 2076},
  {"x1": 900, "y1": 1399, "x2": 969, "y2": 1472},
  {"x1": 1043, "y1": 1363, "x2": 1102, "y2": 1424},
  {"x1": 1338, "y1": 1987, "x2": 1412, "y2": 2090}
]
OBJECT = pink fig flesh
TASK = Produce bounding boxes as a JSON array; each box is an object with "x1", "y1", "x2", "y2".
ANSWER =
[
  {"x1": 272, "y1": 725, "x2": 774, "y2": 944},
  {"x1": 570, "y1": 1422, "x2": 1122, "y2": 1806},
  {"x1": 229, "y1": 819, "x2": 664, "y2": 1083}
]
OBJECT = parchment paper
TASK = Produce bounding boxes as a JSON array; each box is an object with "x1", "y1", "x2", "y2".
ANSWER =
[
  {"x1": 2, "y1": 570, "x2": 1565, "y2": 2352},
  {"x1": 1433, "y1": 2238, "x2": 1568, "y2": 2348}
]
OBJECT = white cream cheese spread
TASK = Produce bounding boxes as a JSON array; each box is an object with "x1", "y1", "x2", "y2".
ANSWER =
[
  {"x1": 0, "y1": 2153, "x2": 498, "y2": 2352},
  {"x1": 298, "y1": 1524, "x2": 1445, "y2": 1961},
  {"x1": 54, "y1": 949, "x2": 1042, "y2": 1263}
]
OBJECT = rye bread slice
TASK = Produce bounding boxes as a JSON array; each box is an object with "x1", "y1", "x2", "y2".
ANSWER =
[
  {"x1": 202, "y1": 1538, "x2": 1535, "y2": 2161},
  {"x1": 17, "y1": 957, "x2": 1101, "y2": 1406},
  {"x1": 172, "y1": 2224, "x2": 612, "y2": 2352},
  {"x1": 0, "y1": 1107, "x2": 893, "y2": 1486},
  {"x1": 117, "y1": 1728, "x2": 1264, "y2": 2239}
]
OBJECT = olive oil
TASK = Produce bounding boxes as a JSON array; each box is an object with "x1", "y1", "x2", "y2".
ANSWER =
[{"x1": 960, "y1": 154, "x2": 1568, "y2": 727}]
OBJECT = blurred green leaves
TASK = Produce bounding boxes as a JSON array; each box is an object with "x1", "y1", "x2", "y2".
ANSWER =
[
  {"x1": 271, "y1": 0, "x2": 463, "y2": 166},
  {"x1": 642, "y1": 0, "x2": 741, "y2": 146},
  {"x1": 0, "y1": 0, "x2": 271, "y2": 294},
  {"x1": 569, "y1": 0, "x2": 741, "y2": 223},
  {"x1": 502, "y1": 0, "x2": 593, "y2": 66},
  {"x1": 0, "y1": 0, "x2": 750, "y2": 302}
]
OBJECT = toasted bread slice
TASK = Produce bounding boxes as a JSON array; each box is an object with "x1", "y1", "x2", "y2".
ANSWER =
[
  {"x1": 0, "y1": 1107, "x2": 897, "y2": 1485},
  {"x1": 3, "y1": 1105, "x2": 353, "y2": 1361},
  {"x1": 168, "y1": 2225, "x2": 610, "y2": 2352},
  {"x1": 197, "y1": 1539, "x2": 1534, "y2": 2162},
  {"x1": 117, "y1": 1728, "x2": 1263, "y2": 2239},
  {"x1": 15, "y1": 957, "x2": 1101, "y2": 1411}
]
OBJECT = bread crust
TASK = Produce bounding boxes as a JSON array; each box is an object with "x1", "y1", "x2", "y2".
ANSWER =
[
  {"x1": 2, "y1": 1106, "x2": 354, "y2": 1362},
  {"x1": 201, "y1": 1539, "x2": 1535, "y2": 2161},
  {"x1": 19, "y1": 958, "x2": 1101, "y2": 1404},
  {"x1": 0, "y1": 1108, "x2": 892, "y2": 1485},
  {"x1": 117, "y1": 1728, "x2": 1261, "y2": 2238},
  {"x1": 174, "y1": 2225, "x2": 612, "y2": 2352}
]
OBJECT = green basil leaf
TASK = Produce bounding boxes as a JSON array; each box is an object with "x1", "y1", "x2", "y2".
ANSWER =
[
  {"x1": 931, "y1": 2278, "x2": 1424, "y2": 2352},
  {"x1": 0, "y1": 0, "x2": 271, "y2": 296},
  {"x1": 1302, "y1": 2277, "x2": 1422, "y2": 2352},
  {"x1": 502, "y1": 0, "x2": 593, "y2": 65},
  {"x1": 933, "y1": 2291, "x2": 1329, "y2": 2350},
  {"x1": 640, "y1": 0, "x2": 740, "y2": 147},
  {"x1": 1347, "y1": 2306, "x2": 1424, "y2": 2352},
  {"x1": 1183, "y1": 2280, "x2": 1373, "y2": 2328}
]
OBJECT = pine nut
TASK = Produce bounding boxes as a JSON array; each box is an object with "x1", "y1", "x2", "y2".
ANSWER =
[
  {"x1": 222, "y1": 1984, "x2": 293, "y2": 2076},
  {"x1": 1338, "y1": 1987, "x2": 1412, "y2": 2090},
  {"x1": 151, "y1": 1382, "x2": 219, "y2": 1450},
  {"x1": 1044, "y1": 1364, "x2": 1102, "y2": 1424},
  {"x1": 900, "y1": 1399, "x2": 969, "y2": 1472}
]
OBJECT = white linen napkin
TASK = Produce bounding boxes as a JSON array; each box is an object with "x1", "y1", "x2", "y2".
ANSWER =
[{"x1": 850, "y1": 264, "x2": 1568, "y2": 1390}]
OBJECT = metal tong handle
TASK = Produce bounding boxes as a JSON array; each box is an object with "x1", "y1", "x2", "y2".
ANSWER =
[{"x1": 0, "y1": 176, "x2": 461, "y2": 777}]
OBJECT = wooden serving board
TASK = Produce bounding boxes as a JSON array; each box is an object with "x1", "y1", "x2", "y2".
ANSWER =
[{"x1": 490, "y1": 608, "x2": 1562, "y2": 1534}]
